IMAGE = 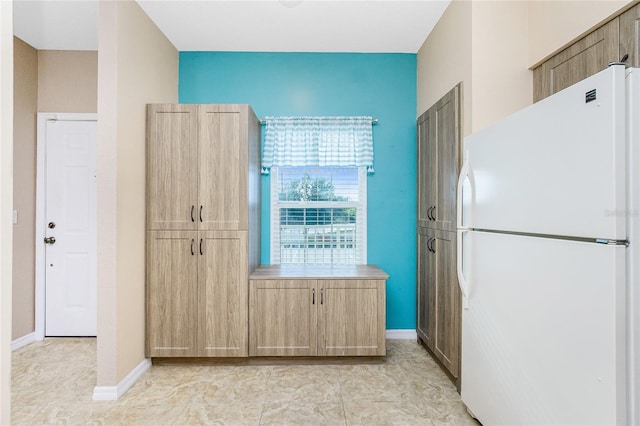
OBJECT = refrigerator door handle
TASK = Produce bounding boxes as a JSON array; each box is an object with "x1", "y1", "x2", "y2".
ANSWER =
[
  {"x1": 457, "y1": 150, "x2": 470, "y2": 230},
  {"x1": 457, "y1": 150, "x2": 471, "y2": 309},
  {"x1": 457, "y1": 229, "x2": 470, "y2": 309}
]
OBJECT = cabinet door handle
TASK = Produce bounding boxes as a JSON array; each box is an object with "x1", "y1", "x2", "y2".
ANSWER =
[
  {"x1": 199, "y1": 238, "x2": 203, "y2": 255},
  {"x1": 312, "y1": 288, "x2": 315, "y2": 305},
  {"x1": 431, "y1": 238, "x2": 436, "y2": 254},
  {"x1": 427, "y1": 206, "x2": 433, "y2": 220},
  {"x1": 320, "y1": 288, "x2": 324, "y2": 305},
  {"x1": 427, "y1": 237, "x2": 435, "y2": 253},
  {"x1": 191, "y1": 239, "x2": 195, "y2": 256},
  {"x1": 191, "y1": 205, "x2": 195, "y2": 222},
  {"x1": 199, "y1": 205, "x2": 203, "y2": 223},
  {"x1": 432, "y1": 206, "x2": 436, "y2": 221}
]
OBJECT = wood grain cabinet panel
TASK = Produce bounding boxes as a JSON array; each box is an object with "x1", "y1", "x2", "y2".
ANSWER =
[
  {"x1": 533, "y1": 19, "x2": 620, "y2": 102},
  {"x1": 198, "y1": 106, "x2": 244, "y2": 231},
  {"x1": 434, "y1": 89, "x2": 459, "y2": 232},
  {"x1": 249, "y1": 265, "x2": 387, "y2": 357},
  {"x1": 146, "y1": 104, "x2": 260, "y2": 358},
  {"x1": 417, "y1": 111, "x2": 436, "y2": 228},
  {"x1": 199, "y1": 231, "x2": 248, "y2": 357},
  {"x1": 416, "y1": 228, "x2": 460, "y2": 380},
  {"x1": 416, "y1": 228, "x2": 436, "y2": 348},
  {"x1": 416, "y1": 84, "x2": 461, "y2": 384},
  {"x1": 620, "y1": 3, "x2": 640, "y2": 68},
  {"x1": 146, "y1": 105, "x2": 198, "y2": 231},
  {"x1": 249, "y1": 280, "x2": 318, "y2": 356},
  {"x1": 417, "y1": 85, "x2": 460, "y2": 232},
  {"x1": 146, "y1": 231, "x2": 199, "y2": 357},
  {"x1": 318, "y1": 280, "x2": 386, "y2": 356},
  {"x1": 432, "y1": 231, "x2": 460, "y2": 378}
]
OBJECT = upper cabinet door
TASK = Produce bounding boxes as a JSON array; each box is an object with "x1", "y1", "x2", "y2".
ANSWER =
[
  {"x1": 533, "y1": 19, "x2": 619, "y2": 102},
  {"x1": 198, "y1": 105, "x2": 246, "y2": 230},
  {"x1": 434, "y1": 86, "x2": 460, "y2": 232},
  {"x1": 417, "y1": 110, "x2": 437, "y2": 229},
  {"x1": 620, "y1": 3, "x2": 640, "y2": 68},
  {"x1": 417, "y1": 84, "x2": 460, "y2": 232},
  {"x1": 147, "y1": 104, "x2": 198, "y2": 230}
]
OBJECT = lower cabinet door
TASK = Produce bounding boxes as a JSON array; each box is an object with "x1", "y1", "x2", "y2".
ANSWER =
[
  {"x1": 433, "y1": 231, "x2": 460, "y2": 378},
  {"x1": 146, "y1": 231, "x2": 199, "y2": 357},
  {"x1": 416, "y1": 228, "x2": 436, "y2": 348},
  {"x1": 249, "y1": 279, "x2": 318, "y2": 356},
  {"x1": 318, "y1": 280, "x2": 386, "y2": 356},
  {"x1": 198, "y1": 231, "x2": 248, "y2": 357}
]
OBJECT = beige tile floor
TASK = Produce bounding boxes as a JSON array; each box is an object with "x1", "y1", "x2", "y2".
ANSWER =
[{"x1": 11, "y1": 338, "x2": 478, "y2": 425}]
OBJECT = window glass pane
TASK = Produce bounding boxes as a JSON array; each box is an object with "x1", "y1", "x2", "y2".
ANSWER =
[
  {"x1": 273, "y1": 166, "x2": 365, "y2": 265},
  {"x1": 277, "y1": 167, "x2": 359, "y2": 202}
]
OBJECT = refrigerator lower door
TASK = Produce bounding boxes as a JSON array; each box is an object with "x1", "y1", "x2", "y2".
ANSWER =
[{"x1": 460, "y1": 231, "x2": 627, "y2": 425}]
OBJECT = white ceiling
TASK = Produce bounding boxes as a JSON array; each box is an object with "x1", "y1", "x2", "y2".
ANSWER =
[{"x1": 13, "y1": 0, "x2": 450, "y2": 53}]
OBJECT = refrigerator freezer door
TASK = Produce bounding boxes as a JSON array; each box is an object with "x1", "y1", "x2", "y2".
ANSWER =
[
  {"x1": 463, "y1": 65, "x2": 626, "y2": 240},
  {"x1": 460, "y1": 231, "x2": 627, "y2": 425}
]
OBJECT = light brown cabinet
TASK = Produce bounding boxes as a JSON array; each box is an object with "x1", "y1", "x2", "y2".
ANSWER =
[
  {"x1": 533, "y1": 20, "x2": 619, "y2": 102},
  {"x1": 146, "y1": 231, "x2": 199, "y2": 357},
  {"x1": 416, "y1": 228, "x2": 460, "y2": 378},
  {"x1": 534, "y1": 3, "x2": 640, "y2": 102},
  {"x1": 249, "y1": 265, "x2": 388, "y2": 357},
  {"x1": 146, "y1": 104, "x2": 260, "y2": 358},
  {"x1": 250, "y1": 279, "x2": 317, "y2": 356},
  {"x1": 146, "y1": 104, "x2": 256, "y2": 231},
  {"x1": 146, "y1": 230, "x2": 248, "y2": 357},
  {"x1": 620, "y1": 3, "x2": 640, "y2": 68},
  {"x1": 417, "y1": 84, "x2": 460, "y2": 232},
  {"x1": 416, "y1": 84, "x2": 461, "y2": 384}
]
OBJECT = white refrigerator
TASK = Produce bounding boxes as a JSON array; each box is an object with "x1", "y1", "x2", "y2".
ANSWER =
[{"x1": 457, "y1": 64, "x2": 639, "y2": 425}]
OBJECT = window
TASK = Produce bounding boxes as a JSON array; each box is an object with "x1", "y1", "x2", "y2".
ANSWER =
[{"x1": 271, "y1": 166, "x2": 367, "y2": 264}]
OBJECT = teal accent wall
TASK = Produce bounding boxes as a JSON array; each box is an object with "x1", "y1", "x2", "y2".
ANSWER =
[{"x1": 179, "y1": 52, "x2": 416, "y2": 329}]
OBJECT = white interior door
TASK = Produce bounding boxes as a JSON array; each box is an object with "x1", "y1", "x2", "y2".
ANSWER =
[{"x1": 44, "y1": 119, "x2": 97, "y2": 336}]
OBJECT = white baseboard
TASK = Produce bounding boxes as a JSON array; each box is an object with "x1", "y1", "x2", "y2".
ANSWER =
[
  {"x1": 92, "y1": 358, "x2": 151, "y2": 401},
  {"x1": 11, "y1": 332, "x2": 35, "y2": 351},
  {"x1": 385, "y1": 329, "x2": 417, "y2": 340}
]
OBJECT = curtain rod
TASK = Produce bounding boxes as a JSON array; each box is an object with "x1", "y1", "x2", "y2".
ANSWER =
[{"x1": 260, "y1": 118, "x2": 379, "y2": 125}]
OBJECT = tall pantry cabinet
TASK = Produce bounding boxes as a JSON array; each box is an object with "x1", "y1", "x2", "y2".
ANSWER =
[
  {"x1": 416, "y1": 85, "x2": 462, "y2": 384},
  {"x1": 146, "y1": 104, "x2": 261, "y2": 357}
]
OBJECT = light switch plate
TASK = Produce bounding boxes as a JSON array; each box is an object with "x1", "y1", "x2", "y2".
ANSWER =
[{"x1": 12, "y1": 210, "x2": 17, "y2": 224}]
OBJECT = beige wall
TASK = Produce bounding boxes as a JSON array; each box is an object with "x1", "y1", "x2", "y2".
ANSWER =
[
  {"x1": 529, "y1": 0, "x2": 631, "y2": 67},
  {"x1": 12, "y1": 37, "x2": 38, "y2": 340},
  {"x1": 417, "y1": 0, "x2": 472, "y2": 135},
  {"x1": 417, "y1": 0, "x2": 530, "y2": 136},
  {"x1": 1, "y1": 1, "x2": 14, "y2": 422},
  {"x1": 38, "y1": 50, "x2": 97, "y2": 113},
  {"x1": 417, "y1": 0, "x2": 633, "y2": 135},
  {"x1": 97, "y1": 0, "x2": 178, "y2": 387},
  {"x1": 471, "y1": 1, "x2": 531, "y2": 132}
]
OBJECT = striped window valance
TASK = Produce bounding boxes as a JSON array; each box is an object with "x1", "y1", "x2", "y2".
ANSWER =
[{"x1": 261, "y1": 116, "x2": 375, "y2": 174}]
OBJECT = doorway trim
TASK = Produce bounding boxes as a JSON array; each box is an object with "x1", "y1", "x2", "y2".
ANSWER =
[{"x1": 35, "y1": 113, "x2": 98, "y2": 340}]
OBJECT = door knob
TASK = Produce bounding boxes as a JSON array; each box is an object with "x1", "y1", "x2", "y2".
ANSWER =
[
  {"x1": 44, "y1": 236, "x2": 56, "y2": 244},
  {"x1": 48, "y1": 222, "x2": 56, "y2": 229}
]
